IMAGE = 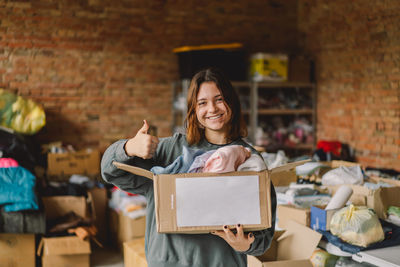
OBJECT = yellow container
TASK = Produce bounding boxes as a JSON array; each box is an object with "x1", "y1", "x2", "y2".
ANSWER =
[{"x1": 250, "y1": 53, "x2": 288, "y2": 82}]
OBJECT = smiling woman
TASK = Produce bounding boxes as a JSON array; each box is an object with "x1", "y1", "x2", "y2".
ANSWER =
[
  {"x1": 185, "y1": 68, "x2": 247, "y2": 146},
  {"x1": 101, "y1": 67, "x2": 277, "y2": 267}
]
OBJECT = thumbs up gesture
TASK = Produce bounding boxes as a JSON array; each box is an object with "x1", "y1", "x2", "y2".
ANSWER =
[{"x1": 124, "y1": 120, "x2": 159, "y2": 159}]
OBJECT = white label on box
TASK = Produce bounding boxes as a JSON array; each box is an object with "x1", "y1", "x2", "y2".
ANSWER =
[{"x1": 175, "y1": 175, "x2": 261, "y2": 227}]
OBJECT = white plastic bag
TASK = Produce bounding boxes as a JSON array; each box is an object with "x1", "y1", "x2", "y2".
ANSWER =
[
  {"x1": 321, "y1": 166, "x2": 363, "y2": 186},
  {"x1": 330, "y1": 205, "x2": 384, "y2": 247}
]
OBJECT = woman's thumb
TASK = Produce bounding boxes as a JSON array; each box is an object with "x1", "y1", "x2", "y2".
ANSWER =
[{"x1": 139, "y1": 120, "x2": 149, "y2": 134}]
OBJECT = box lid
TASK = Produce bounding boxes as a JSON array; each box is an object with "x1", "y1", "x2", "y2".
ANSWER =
[
  {"x1": 276, "y1": 220, "x2": 322, "y2": 261},
  {"x1": 38, "y1": 236, "x2": 91, "y2": 256}
]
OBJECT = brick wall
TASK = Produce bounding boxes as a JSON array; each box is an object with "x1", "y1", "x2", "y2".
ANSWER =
[
  {"x1": 0, "y1": 0, "x2": 298, "y2": 152},
  {"x1": 298, "y1": 1, "x2": 400, "y2": 170}
]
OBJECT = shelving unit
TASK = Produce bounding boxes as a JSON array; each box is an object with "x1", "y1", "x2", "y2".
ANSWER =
[
  {"x1": 171, "y1": 80, "x2": 316, "y2": 157},
  {"x1": 232, "y1": 81, "x2": 316, "y2": 156},
  {"x1": 171, "y1": 79, "x2": 190, "y2": 134}
]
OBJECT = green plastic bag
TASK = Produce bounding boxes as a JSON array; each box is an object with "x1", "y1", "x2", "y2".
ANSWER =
[
  {"x1": 388, "y1": 206, "x2": 400, "y2": 217},
  {"x1": 0, "y1": 89, "x2": 46, "y2": 134}
]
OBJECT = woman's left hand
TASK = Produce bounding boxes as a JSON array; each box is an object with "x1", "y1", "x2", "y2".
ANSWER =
[{"x1": 211, "y1": 224, "x2": 255, "y2": 252}]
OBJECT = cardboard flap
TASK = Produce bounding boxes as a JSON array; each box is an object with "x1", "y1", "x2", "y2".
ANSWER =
[
  {"x1": 270, "y1": 159, "x2": 310, "y2": 173},
  {"x1": 37, "y1": 238, "x2": 44, "y2": 256},
  {"x1": 269, "y1": 160, "x2": 310, "y2": 186},
  {"x1": 42, "y1": 237, "x2": 91, "y2": 256},
  {"x1": 113, "y1": 161, "x2": 153, "y2": 180},
  {"x1": 276, "y1": 220, "x2": 321, "y2": 261}
]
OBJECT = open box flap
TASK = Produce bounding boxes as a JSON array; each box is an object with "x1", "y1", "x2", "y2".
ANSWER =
[
  {"x1": 269, "y1": 159, "x2": 310, "y2": 186},
  {"x1": 113, "y1": 161, "x2": 153, "y2": 180},
  {"x1": 276, "y1": 220, "x2": 322, "y2": 261},
  {"x1": 270, "y1": 159, "x2": 310, "y2": 174}
]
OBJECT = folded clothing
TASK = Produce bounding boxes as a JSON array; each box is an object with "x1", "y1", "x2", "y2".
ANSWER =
[{"x1": 0, "y1": 166, "x2": 38, "y2": 212}]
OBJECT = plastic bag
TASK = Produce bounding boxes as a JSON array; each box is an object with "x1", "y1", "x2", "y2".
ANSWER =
[
  {"x1": 0, "y1": 89, "x2": 46, "y2": 134},
  {"x1": 330, "y1": 205, "x2": 384, "y2": 247},
  {"x1": 321, "y1": 166, "x2": 363, "y2": 186}
]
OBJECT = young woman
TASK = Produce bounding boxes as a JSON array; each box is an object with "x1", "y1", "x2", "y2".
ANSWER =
[{"x1": 101, "y1": 67, "x2": 276, "y2": 267}]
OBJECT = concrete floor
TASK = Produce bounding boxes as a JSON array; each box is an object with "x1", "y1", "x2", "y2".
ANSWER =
[{"x1": 91, "y1": 246, "x2": 124, "y2": 267}]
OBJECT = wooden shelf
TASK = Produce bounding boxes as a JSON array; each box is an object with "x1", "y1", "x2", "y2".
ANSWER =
[
  {"x1": 258, "y1": 108, "x2": 313, "y2": 115},
  {"x1": 243, "y1": 109, "x2": 313, "y2": 115},
  {"x1": 232, "y1": 80, "x2": 316, "y2": 156},
  {"x1": 232, "y1": 81, "x2": 315, "y2": 89}
]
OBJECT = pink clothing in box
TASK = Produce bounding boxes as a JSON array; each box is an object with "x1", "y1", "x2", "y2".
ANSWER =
[{"x1": 204, "y1": 145, "x2": 251, "y2": 173}]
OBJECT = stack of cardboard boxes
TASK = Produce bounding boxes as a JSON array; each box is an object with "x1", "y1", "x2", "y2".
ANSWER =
[
  {"x1": 37, "y1": 149, "x2": 106, "y2": 267},
  {"x1": 109, "y1": 208, "x2": 146, "y2": 250},
  {"x1": 0, "y1": 148, "x2": 105, "y2": 267}
]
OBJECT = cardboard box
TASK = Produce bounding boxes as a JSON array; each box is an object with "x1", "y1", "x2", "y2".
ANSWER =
[
  {"x1": 310, "y1": 205, "x2": 340, "y2": 231},
  {"x1": 89, "y1": 187, "x2": 108, "y2": 244},
  {"x1": 0, "y1": 233, "x2": 35, "y2": 267},
  {"x1": 114, "y1": 160, "x2": 308, "y2": 234},
  {"x1": 124, "y1": 238, "x2": 147, "y2": 267},
  {"x1": 248, "y1": 220, "x2": 322, "y2": 267},
  {"x1": 47, "y1": 149, "x2": 100, "y2": 179},
  {"x1": 42, "y1": 195, "x2": 89, "y2": 220},
  {"x1": 368, "y1": 174, "x2": 400, "y2": 187},
  {"x1": 277, "y1": 205, "x2": 310, "y2": 229},
  {"x1": 37, "y1": 236, "x2": 91, "y2": 267},
  {"x1": 110, "y1": 209, "x2": 146, "y2": 249},
  {"x1": 327, "y1": 185, "x2": 400, "y2": 219}
]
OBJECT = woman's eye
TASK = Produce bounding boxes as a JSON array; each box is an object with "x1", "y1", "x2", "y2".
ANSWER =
[
  {"x1": 216, "y1": 98, "x2": 223, "y2": 102},
  {"x1": 198, "y1": 101, "x2": 206, "y2": 106}
]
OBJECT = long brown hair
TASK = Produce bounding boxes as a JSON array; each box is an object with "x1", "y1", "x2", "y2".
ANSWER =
[{"x1": 185, "y1": 68, "x2": 247, "y2": 145}]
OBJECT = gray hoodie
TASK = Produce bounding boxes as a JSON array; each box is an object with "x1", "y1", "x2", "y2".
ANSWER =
[{"x1": 101, "y1": 133, "x2": 276, "y2": 267}]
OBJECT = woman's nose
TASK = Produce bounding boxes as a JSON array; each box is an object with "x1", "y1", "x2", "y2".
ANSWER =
[{"x1": 208, "y1": 102, "x2": 218, "y2": 112}]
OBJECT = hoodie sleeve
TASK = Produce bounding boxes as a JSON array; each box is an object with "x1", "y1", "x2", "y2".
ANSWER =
[{"x1": 100, "y1": 139, "x2": 154, "y2": 195}]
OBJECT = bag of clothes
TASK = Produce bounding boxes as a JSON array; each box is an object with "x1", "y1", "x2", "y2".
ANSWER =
[
  {"x1": 0, "y1": 89, "x2": 45, "y2": 134},
  {"x1": 330, "y1": 205, "x2": 384, "y2": 247}
]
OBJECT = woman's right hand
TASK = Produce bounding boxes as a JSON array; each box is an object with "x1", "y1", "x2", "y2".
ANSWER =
[{"x1": 124, "y1": 120, "x2": 159, "y2": 159}]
